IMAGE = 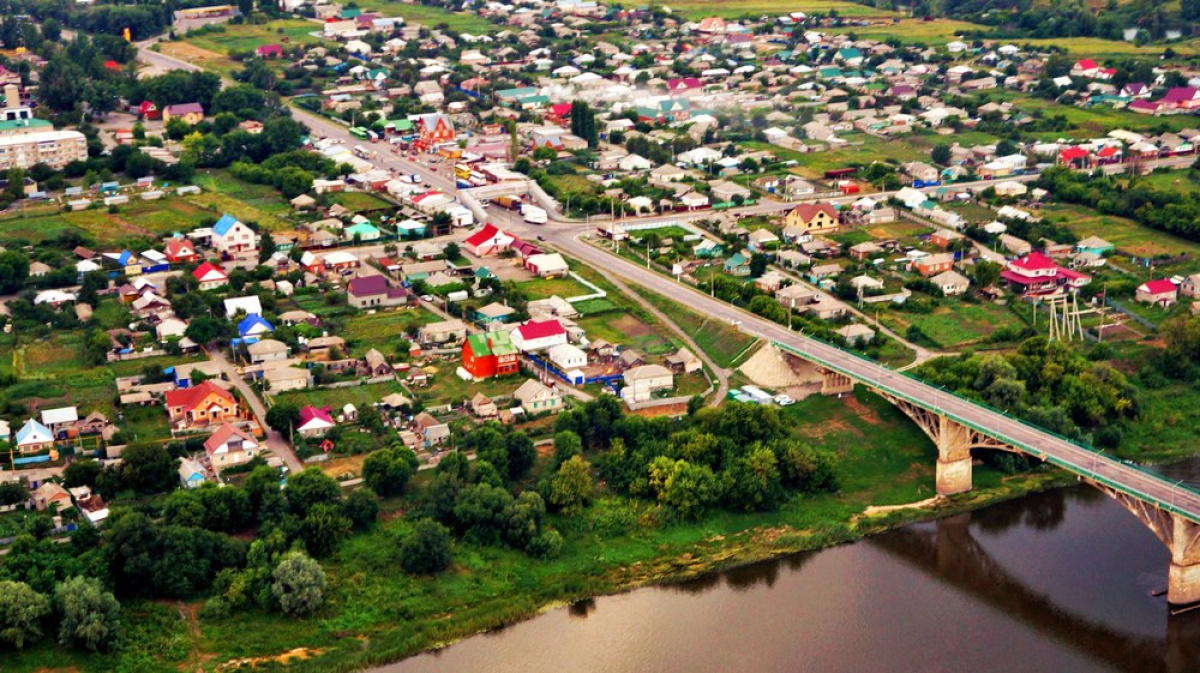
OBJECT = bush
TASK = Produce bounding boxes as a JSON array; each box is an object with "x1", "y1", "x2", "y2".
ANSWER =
[
  {"x1": 399, "y1": 518, "x2": 454, "y2": 575},
  {"x1": 271, "y1": 551, "x2": 326, "y2": 617},
  {"x1": 526, "y1": 528, "x2": 563, "y2": 560}
]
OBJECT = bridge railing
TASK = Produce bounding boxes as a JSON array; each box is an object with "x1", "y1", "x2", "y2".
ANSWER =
[{"x1": 771, "y1": 338, "x2": 1200, "y2": 522}]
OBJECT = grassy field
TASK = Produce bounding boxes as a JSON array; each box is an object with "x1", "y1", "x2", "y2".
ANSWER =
[
  {"x1": 1138, "y1": 170, "x2": 1200, "y2": 196},
  {"x1": 517, "y1": 275, "x2": 595, "y2": 301},
  {"x1": 341, "y1": 309, "x2": 441, "y2": 359},
  {"x1": 1041, "y1": 202, "x2": 1200, "y2": 258},
  {"x1": 746, "y1": 134, "x2": 932, "y2": 180},
  {"x1": 192, "y1": 170, "x2": 292, "y2": 231},
  {"x1": 627, "y1": 283, "x2": 760, "y2": 368},
  {"x1": 332, "y1": 191, "x2": 396, "y2": 213},
  {"x1": 274, "y1": 380, "x2": 420, "y2": 411},
  {"x1": 881, "y1": 301, "x2": 1027, "y2": 350},
  {"x1": 655, "y1": 0, "x2": 898, "y2": 19},
  {"x1": 184, "y1": 20, "x2": 323, "y2": 54},
  {"x1": 827, "y1": 18, "x2": 982, "y2": 45},
  {"x1": 351, "y1": 1, "x2": 496, "y2": 32}
]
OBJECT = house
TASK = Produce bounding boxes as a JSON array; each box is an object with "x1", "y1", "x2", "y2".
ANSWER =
[
  {"x1": 665, "y1": 347, "x2": 702, "y2": 374},
  {"x1": 514, "y1": 379, "x2": 564, "y2": 415},
  {"x1": 68, "y1": 488, "x2": 107, "y2": 523},
  {"x1": 193, "y1": 261, "x2": 229, "y2": 291},
  {"x1": 464, "y1": 223, "x2": 514, "y2": 257},
  {"x1": 461, "y1": 331, "x2": 519, "y2": 379},
  {"x1": 15, "y1": 418, "x2": 54, "y2": 454},
  {"x1": 418, "y1": 318, "x2": 468, "y2": 346},
  {"x1": 347, "y1": 275, "x2": 412, "y2": 309},
  {"x1": 931, "y1": 269, "x2": 970, "y2": 296},
  {"x1": 32, "y1": 483, "x2": 72, "y2": 513},
  {"x1": 471, "y1": 392, "x2": 498, "y2": 418},
  {"x1": 526, "y1": 253, "x2": 570, "y2": 277},
  {"x1": 835, "y1": 324, "x2": 876, "y2": 346},
  {"x1": 1181, "y1": 274, "x2": 1200, "y2": 299},
  {"x1": 203, "y1": 423, "x2": 259, "y2": 468},
  {"x1": 40, "y1": 406, "x2": 78, "y2": 438},
  {"x1": 724, "y1": 252, "x2": 751, "y2": 277},
  {"x1": 211, "y1": 214, "x2": 257, "y2": 255},
  {"x1": 238, "y1": 314, "x2": 275, "y2": 338},
  {"x1": 164, "y1": 382, "x2": 238, "y2": 428},
  {"x1": 784, "y1": 203, "x2": 840, "y2": 234},
  {"x1": 178, "y1": 457, "x2": 208, "y2": 489},
  {"x1": 264, "y1": 366, "x2": 312, "y2": 392},
  {"x1": 748, "y1": 229, "x2": 780, "y2": 251},
  {"x1": 1075, "y1": 236, "x2": 1114, "y2": 255},
  {"x1": 913, "y1": 253, "x2": 956, "y2": 278},
  {"x1": 1000, "y1": 252, "x2": 1090, "y2": 295},
  {"x1": 621, "y1": 364, "x2": 674, "y2": 403},
  {"x1": 475, "y1": 302, "x2": 516, "y2": 325},
  {"x1": 777, "y1": 284, "x2": 816, "y2": 309},
  {"x1": 297, "y1": 405, "x2": 336, "y2": 438},
  {"x1": 414, "y1": 411, "x2": 450, "y2": 446},
  {"x1": 247, "y1": 339, "x2": 289, "y2": 364},
  {"x1": 1136, "y1": 279, "x2": 1177, "y2": 307},
  {"x1": 164, "y1": 238, "x2": 199, "y2": 264},
  {"x1": 256, "y1": 44, "x2": 283, "y2": 59},
  {"x1": 511, "y1": 319, "x2": 568, "y2": 352},
  {"x1": 548, "y1": 343, "x2": 587, "y2": 370},
  {"x1": 163, "y1": 102, "x2": 205, "y2": 125},
  {"x1": 998, "y1": 234, "x2": 1033, "y2": 256}
]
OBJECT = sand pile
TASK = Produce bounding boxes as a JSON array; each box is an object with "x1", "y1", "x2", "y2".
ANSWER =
[{"x1": 737, "y1": 344, "x2": 816, "y2": 387}]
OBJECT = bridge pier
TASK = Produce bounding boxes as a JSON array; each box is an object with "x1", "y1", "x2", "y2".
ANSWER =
[
  {"x1": 1168, "y1": 516, "x2": 1200, "y2": 607},
  {"x1": 819, "y1": 369, "x2": 854, "y2": 396}
]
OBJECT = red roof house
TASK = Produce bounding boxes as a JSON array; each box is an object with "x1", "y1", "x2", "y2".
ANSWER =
[
  {"x1": 192, "y1": 261, "x2": 228, "y2": 290},
  {"x1": 165, "y1": 238, "x2": 199, "y2": 264},
  {"x1": 1136, "y1": 279, "x2": 1177, "y2": 306},
  {"x1": 1058, "y1": 146, "x2": 1090, "y2": 166},
  {"x1": 165, "y1": 382, "x2": 238, "y2": 427},
  {"x1": 137, "y1": 100, "x2": 161, "y2": 120},
  {"x1": 1000, "y1": 252, "x2": 1091, "y2": 295},
  {"x1": 256, "y1": 44, "x2": 283, "y2": 58},
  {"x1": 510, "y1": 319, "x2": 568, "y2": 352},
  {"x1": 464, "y1": 223, "x2": 515, "y2": 257}
]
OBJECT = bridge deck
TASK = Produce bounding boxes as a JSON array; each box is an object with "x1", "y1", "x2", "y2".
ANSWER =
[{"x1": 772, "y1": 340, "x2": 1200, "y2": 524}]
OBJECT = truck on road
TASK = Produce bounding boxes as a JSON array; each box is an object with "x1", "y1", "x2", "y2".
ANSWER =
[
  {"x1": 521, "y1": 203, "x2": 548, "y2": 224},
  {"x1": 495, "y1": 195, "x2": 523, "y2": 211}
]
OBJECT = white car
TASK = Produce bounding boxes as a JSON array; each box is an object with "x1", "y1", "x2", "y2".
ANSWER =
[
  {"x1": 774, "y1": 395, "x2": 795, "y2": 406},
  {"x1": 420, "y1": 294, "x2": 435, "y2": 303}
]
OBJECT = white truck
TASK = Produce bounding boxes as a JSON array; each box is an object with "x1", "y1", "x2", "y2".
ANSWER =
[{"x1": 521, "y1": 203, "x2": 548, "y2": 224}]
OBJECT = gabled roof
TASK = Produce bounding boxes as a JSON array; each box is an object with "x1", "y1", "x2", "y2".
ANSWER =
[
  {"x1": 213, "y1": 214, "x2": 242, "y2": 237},
  {"x1": 238, "y1": 314, "x2": 275, "y2": 336},
  {"x1": 1010, "y1": 252, "x2": 1057, "y2": 272},
  {"x1": 298, "y1": 405, "x2": 335, "y2": 429},
  {"x1": 204, "y1": 423, "x2": 258, "y2": 454},
  {"x1": 517, "y1": 319, "x2": 566, "y2": 340},
  {"x1": 1140, "y1": 279, "x2": 1176, "y2": 295},
  {"x1": 789, "y1": 203, "x2": 838, "y2": 221},
  {"x1": 16, "y1": 419, "x2": 53, "y2": 445},
  {"x1": 193, "y1": 261, "x2": 227, "y2": 282},
  {"x1": 165, "y1": 382, "x2": 235, "y2": 413}
]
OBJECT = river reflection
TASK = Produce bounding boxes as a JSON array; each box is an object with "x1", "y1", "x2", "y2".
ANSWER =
[{"x1": 384, "y1": 483, "x2": 1200, "y2": 673}]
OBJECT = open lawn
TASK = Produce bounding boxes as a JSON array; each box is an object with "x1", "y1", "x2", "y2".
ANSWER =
[
  {"x1": 626, "y1": 284, "x2": 760, "y2": 368},
  {"x1": 759, "y1": 134, "x2": 932, "y2": 180},
  {"x1": 0, "y1": 198, "x2": 216, "y2": 247},
  {"x1": 827, "y1": 18, "x2": 982, "y2": 46},
  {"x1": 185, "y1": 20, "x2": 322, "y2": 53},
  {"x1": 881, "y1": 301, "x2": 1026, "y2": 350},
  {"x1": 517, "y1": 275, "x2": 595, "y2": 301},
  {"x1": 983, "y1": 92, "x2": 1200, "y2": 139},
  {"x1": 1137, "y1": 170, "x2": 1200, "y2": 196},
  {"x1": 274, "y1": 380, "x2": 419, "y2": 411},
  {"x1": 1042, "y1": 202, "x2": 1200, "y2": 258},
  {"x1": 416, "y1": 370, "x2": 525, "y2": 406},
  {"x1": 351, "y1": 1, "x2": 496, "y2": 32},
  {"x1": 656, "y1": 0, "x2": 897, "y2": 19},
  {"x1": 332, "y1": 191, "x2": 396, "y2": 213},
  {"x1": 341, "y1": 309, "x2": 441, "y2": 359}
]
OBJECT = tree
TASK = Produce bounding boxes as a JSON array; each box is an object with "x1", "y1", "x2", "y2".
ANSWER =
[
  {"x1": 504, "y1": 432, "x2": 536, "y2": 480},
  {"x1": 399, "y1": 518, "x2": 454, "y2": 574},
  {"x1": 63, "y1": 459, "x2": 102, "y2": 489},
  {"x1": 56, "y1": 576, "x2": 121, "y2": 652},
  {"x1": 185, "y1": 316, "x2": 227, "y2": 345},
  {"x1": 547, "y1": 455, "x2": 594, "y2": 514},
  {"x1": 113, "y1": 444, "x2": 176, "y2": 494},
  {"x1": 272, "y1": 551, "x2": 327, "y2": 617},
  {"x1": 648, "y1": 457, "x2": 717, "y2": 519},
  {"x1": 300, "y1": 503, "x2": 351, "y2": 558},
  {"x1": 362, "y1": 446, "x2": 418, "y2": 497},
  {"x1": 0, "y1": 250, "x2": 29, "y2": 294},
  {"x1": 533, "y1": 145, "x2": 558, "y2": 162},
  {"x1": 0, "y1": 581, "x2": 50, "y2": 650},
  {"x1": 552, "y1": 430, "x2": 583, "y2": 469},
  {"x1": 443, "y1": 242, "x2": 461, "y2": 261},
  {"x1": 342, "y1": 488, "x2": 379, "y2": 530},
  {"x1": 931, "y1": 143, "x2": 952, "y2": 166},
  {"x1": 749, "y1": 253, "x2": 768, "y2": 278},
  {"x1": 287, "y1": 468, "x2": 342, "y2": 518},
  {"x1": 266, "y1": 403, "x2": 301, "y2": 435}
]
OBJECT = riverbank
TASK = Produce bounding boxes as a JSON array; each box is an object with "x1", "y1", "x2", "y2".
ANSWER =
[{"x1": 278, "y1": 468, "x2": 1076, "y2": 673}]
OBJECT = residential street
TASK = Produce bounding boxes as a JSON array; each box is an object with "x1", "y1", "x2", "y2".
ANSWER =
[{"x1": 205, "y1": 346, "x2": 303, "y2": 474}]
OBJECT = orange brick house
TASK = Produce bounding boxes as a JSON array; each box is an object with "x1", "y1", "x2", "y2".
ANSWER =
[{"x1": 164, "y1": 381, "x2": 239, "y2": 428}]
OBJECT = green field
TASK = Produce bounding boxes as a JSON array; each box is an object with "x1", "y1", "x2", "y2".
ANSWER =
[
  {"x1": 184, "y1": 19, "x2": 323, "y2": 54},
  {"x1": 1042, "y1": 202, "x2": 1200, "y2": 259},
  {"x1": 517, "y1": 275, "x2": 595, "y2": 301},
  {"x1": 654, "y1": 0, "x2": 898, "y2": 19},
  {"x1": 351, "y1": 2, "x2": 496, "y2": 32},
  {"x1": 341, "y1": 309, "x2": 441, "y2": 359},
  {"x1": 881, "y1": 301, "x2": 1027, "y2": 350},
  {"x1": 274, "y1": 379, "x2": 418, "y2": 410},
  {"x1": 1138, "y1": 171, "x2": 1200, "y2": 196},
  {"x1": 332, "y1": 191, "x2": 396, "y2": 213}
]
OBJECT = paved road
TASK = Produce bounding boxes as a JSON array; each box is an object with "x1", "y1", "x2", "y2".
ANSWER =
[{"x1": 205, "y1": 346, "x2": 303, "y2": 474}]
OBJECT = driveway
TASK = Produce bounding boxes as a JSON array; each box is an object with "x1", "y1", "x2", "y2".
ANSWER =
[{"x1": 206, "y1": 346, "x2": 303, "y2": 473}]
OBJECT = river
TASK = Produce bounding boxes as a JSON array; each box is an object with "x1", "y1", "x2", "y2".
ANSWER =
[{"x1": 384, "y1": 463, "x2": 1200, "y2": 673}]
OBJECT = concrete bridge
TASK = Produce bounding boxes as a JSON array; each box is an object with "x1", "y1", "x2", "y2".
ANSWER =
[
  {"x1": 872, "y1": 512, "x2": 1200, "y2": 673},
  {"x1": 773, "y1": 339, "x2": 1200, "y2": 606}
]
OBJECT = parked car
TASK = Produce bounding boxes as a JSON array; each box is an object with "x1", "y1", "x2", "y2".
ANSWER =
[{"x1": 774, "y1": 395, "x2": 795, "y2": 406}]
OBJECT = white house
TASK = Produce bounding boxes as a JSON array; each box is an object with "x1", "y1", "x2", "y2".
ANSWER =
[
  {"x1": 621, "y1": 364, "x2": 674, "y2": 403},
  {"x1": 548, "y1": 343, "x2": 587, "y2": 370},
  {"x1": 224, "y1": 295, "x2": 263, "y2": 318},
  {"x1": 510, "y1": 320, "x2": 568, "y2": 352},
  {"x1": 210, "y1": 214, "x2": 257, "y2": 255}
]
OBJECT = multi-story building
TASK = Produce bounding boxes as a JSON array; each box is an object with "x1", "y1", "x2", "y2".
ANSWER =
[{"x1": 0, "y1": 129, "x2": 87, "y2": 170}]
